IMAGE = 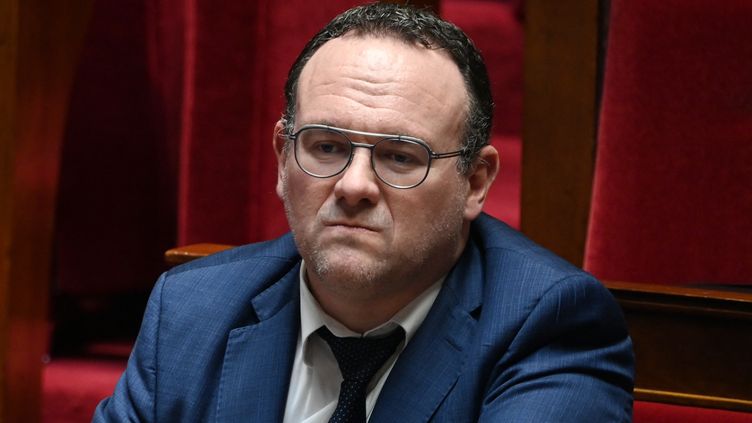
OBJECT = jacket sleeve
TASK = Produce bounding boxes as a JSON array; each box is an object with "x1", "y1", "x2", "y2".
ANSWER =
[
  {"x1": 92, "y1": 273, "x2": 166, "y2": 422},
  {"x1": 479, "y1": 275, "x2": 635, "y2": 422}
]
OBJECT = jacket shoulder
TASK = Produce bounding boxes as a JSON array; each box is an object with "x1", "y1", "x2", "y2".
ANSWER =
[
  {"x1": 166, "y1": 232, "x2": 299, "y2": 277},
  {"x1": 472, "y1": 213, "x2": 585, "y2": 280},
  {"x1": 155, "y1": 233, "x2": 300, "y2": 317}
]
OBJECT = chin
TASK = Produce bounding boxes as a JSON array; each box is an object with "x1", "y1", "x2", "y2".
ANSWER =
[{"x1": 307, "y1": 247, "x2": 387, "y2": 290}]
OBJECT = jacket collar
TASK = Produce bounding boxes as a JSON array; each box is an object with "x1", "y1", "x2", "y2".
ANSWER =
[
  {"x1": 371, "y1": 237, "x2": 484, "y2": 422},
  {"x1": 215, "y1": 262, "x2": 301, "y2": 422}
]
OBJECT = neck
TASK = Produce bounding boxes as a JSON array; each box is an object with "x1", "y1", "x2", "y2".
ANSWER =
[
  {"x1": 306, "y1": 237, "x2": 467, "y2": 333},
  {"x1": 310, "y1": 278, "x2": 434, "y2": 333}
]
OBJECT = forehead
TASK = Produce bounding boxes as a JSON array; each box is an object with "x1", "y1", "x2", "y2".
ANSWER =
[{"x1": 295, "y1": 34, "x2": 467, "y2": 145}]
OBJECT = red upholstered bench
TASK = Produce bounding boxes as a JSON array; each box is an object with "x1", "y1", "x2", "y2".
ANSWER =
[
  {"x1": 586, "y1": 0, "x2": 752, "y2": 420},
  {"x1": 43, "y1": 357, "x2": 127, "y2": 423},
  {"x1": 634, "y1": 401, "x2": 752, "y2": 423}
]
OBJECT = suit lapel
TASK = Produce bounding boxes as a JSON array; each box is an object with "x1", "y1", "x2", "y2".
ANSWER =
[
  {"x1": 215, "y1": 263, "x2": 301, "y2": 422},
  {"x1": 371, "y1": 240, "x2": 484, "y2": 422}
]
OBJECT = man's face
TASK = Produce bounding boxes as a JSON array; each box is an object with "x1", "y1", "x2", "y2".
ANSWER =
[{"x1": 275, "y1": 34, "x2": 485, "y2": 304}]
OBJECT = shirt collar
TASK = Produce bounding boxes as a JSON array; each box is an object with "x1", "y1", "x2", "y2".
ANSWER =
[{"x1": 298, "y1": 260, "x2": 444, "y2": 366}]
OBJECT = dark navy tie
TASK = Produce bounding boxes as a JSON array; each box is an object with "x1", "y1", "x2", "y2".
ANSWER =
[{"x1": 317, "y1": 326, "x2": 406, "y2": 423}]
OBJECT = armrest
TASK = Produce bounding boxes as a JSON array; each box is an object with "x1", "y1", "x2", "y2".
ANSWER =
[
  {"x1": 603, "y1": 280, "x2": 752, "y2": 412},
  {"x1": 164, "y1": 243, "x2": 234, "y2": 266}
]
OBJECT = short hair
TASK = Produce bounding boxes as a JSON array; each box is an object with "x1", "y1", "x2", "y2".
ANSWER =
[{"x1": 282, "y1": 2, "x2": 493, "y2": 173}]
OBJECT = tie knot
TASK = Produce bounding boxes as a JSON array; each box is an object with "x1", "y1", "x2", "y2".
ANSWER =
[{"x1": 317, "y1": 326, "x2": 405, "y2": 382}]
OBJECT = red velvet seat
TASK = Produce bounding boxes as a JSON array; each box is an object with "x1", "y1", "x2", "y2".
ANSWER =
[
  {"x1": 43, "y1": 358, "x2": 126, "y2": 423},
  {"x1": 585, "y1": 0, "x2": 752, "y2": 285},
  {"x1": 634, "y1": 402, "x2": 752, "y2": 423},
  {"x1": 585, "y1": 0, "x2": 752, "y2": 420}
]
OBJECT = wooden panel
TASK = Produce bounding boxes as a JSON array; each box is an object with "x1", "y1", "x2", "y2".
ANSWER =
[
  {"x1": 0, "y1": 1, "x2": 92, "y2": 421},
  {"x1": 605, "y1": 280, "x2": 752, "y2": 412},
  {"x1": 521, "y1": 0, "x2": 600, "y2": 266},
  {"x1": 0, "y1": 2, "x2": 19, "y2": 420}
]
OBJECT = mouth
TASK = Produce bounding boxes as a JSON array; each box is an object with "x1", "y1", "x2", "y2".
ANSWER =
[{"x1": 323, "y1": 221, "x2": 380, "y2": 233}]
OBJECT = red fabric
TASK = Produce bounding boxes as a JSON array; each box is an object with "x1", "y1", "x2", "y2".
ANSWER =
[
  {"x1": 634, "y1": 401, "x2": 752, "y2": 422},
  {"x1": 585, "y1": 0, "x2": 752, "y2": 285},
  {"x1": 55, "y1": 0, "x2": 176, "y2": 295},
  {"x1": 42, "y1": 358, "x2": 126, "y2": 423}
]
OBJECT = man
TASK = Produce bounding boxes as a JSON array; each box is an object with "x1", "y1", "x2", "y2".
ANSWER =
[{"x1": 95, "y1": 3, "x2": 634, "y2": 422}]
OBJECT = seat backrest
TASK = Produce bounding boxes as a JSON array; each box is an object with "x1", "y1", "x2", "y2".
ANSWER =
[
  {"x1": 585, "y1": 0, "x2": 752, "y2": 285},
  {"x1": 585, "y1": 0, "x2": 752, "y2": 419}
]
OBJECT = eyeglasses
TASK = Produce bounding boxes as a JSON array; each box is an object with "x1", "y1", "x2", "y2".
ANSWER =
[{"x1": 284, "y1": 124, "x2": 464, "y2": 189}]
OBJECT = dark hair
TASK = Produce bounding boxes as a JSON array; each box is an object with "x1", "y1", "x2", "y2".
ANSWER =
[{"x1": 282, "y1": 2, "x2": 493, "y2": 173}]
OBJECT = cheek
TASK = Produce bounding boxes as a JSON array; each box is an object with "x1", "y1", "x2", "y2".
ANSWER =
[
  {"x1": 390, "y1": 179, "x2": 465, "y2": 230},
  {"x1": 284, "y1": 171, "x2": 332, "y2": 221},
  {"x1": 385, "y1": 190, "x2": 439, "y2": 231}
]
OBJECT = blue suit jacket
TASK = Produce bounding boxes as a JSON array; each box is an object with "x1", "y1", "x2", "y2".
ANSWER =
[{"x1": 94, "y1": 214, "x2": 634, "y2": 422}]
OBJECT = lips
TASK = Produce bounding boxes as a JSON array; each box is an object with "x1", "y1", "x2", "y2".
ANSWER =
[
  {"x1": 323, "y1": 221, "x2": 380, "y2": 232},
  {"x1": 317, "y1": 206, "x2": 388, "y2": 233}
]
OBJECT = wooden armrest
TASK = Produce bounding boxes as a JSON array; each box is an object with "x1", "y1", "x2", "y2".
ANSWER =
[
  {"x1": 164, "y1": 243, "x2": 234, "y2": 266},
  {"x1": 603, "y1": 280, "x2": 752, "y2": 412}
]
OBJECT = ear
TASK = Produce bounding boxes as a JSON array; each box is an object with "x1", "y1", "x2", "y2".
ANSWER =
[
  {"x1": 273, "y1": 120, "x2": 289, "y2": 200},
  {"x1": 463, "y1": 144, "x2": 500, "y2": 221}
]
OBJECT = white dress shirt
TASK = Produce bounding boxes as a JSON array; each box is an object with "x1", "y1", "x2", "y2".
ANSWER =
[{"x1": 283, "y1": 261, "x2": 443, "y2": 423}]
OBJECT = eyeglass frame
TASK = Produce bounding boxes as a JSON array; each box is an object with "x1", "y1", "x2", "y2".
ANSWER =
[{"x1": 283, "y1": 124, "x2": 465, "y2": 189}]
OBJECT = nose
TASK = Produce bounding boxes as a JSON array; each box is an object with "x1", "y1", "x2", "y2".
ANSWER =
[{"x1": 333, "y1": 148, "x2": 381, "y2": 207}]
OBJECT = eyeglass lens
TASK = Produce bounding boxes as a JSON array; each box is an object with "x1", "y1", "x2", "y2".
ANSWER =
[{"x1": 294, "y1": 127, "x2": 430, "y2": 188}]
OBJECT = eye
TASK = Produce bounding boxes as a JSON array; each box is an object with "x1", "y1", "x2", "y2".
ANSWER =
[
  {"x1": 374, "y1": 141, "x2": 428, "y2": 171},
  {"x1": 386, "y1": 151, "x2": 416, "y2": 165},
  {"x1": 314, "y1": 141, "x2": 343, "y2": 154},
  {"x1": 298, "y1": 130, "x2": 350, "y2": 159}
]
